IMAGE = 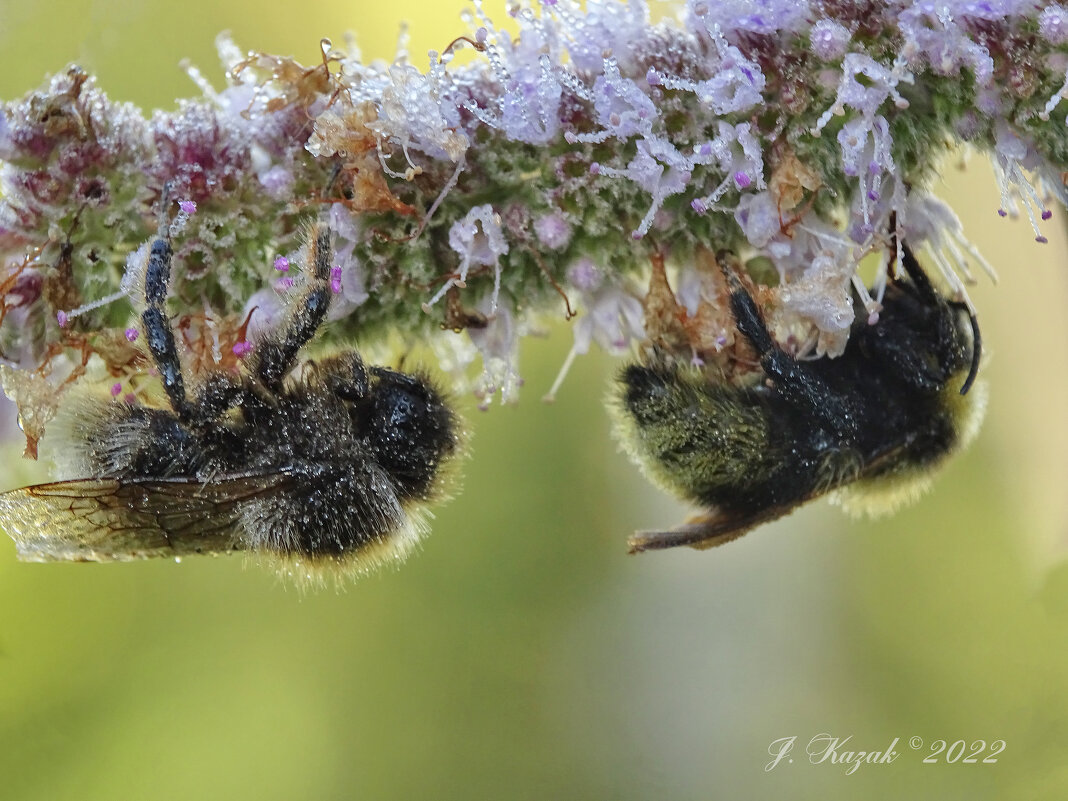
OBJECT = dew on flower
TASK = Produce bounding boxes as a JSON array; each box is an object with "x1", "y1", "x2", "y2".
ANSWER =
[{"x1": 0, "y1": 0, "x2": 1065, "y2": 426}]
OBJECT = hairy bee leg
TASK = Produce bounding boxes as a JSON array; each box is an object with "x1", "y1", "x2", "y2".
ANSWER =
[
  {"x1": 718, "y1": 261, "x2": 856, "y2": 435},
  {"x1": 142, "y1": 237, "x2": 193, "y2": 421},
  {"x1": 317, "y1": 352, "x2": 370, "y2": 401},
  {"x1": 191, "y1": 373, "x2": 254, "y2": 419},
  {"x1": 249, "y1": 227, "x2": 334, "y2": 391}
]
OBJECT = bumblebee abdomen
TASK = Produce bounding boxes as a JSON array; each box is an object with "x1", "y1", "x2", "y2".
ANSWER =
[
  {"x1": 612, "y1": 363, "x2": 785, "y2": 504},
  {"x1": 237, "y1": 461, "x2": 410, "y2": 557},
  {"x1": 59, "y1": 400, "x2": 206, "y2": 480}
]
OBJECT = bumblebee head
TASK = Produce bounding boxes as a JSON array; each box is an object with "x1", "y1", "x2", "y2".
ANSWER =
[
  {"x1": 876, "y1": 246, "x2": 982, "y2": 396},
  {"x1": 361, "y1": 366, "x2": 461, "y2": 501},
  {"x1": 305, "y1": 352, "x2": 462, "y2": 502}
]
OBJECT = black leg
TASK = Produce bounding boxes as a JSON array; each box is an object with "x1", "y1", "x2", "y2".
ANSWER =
[
  {"x1": 718, "y1": 259, "x2": 856, "y2": 436},
  {"x1": 898, "y1": 242, "x2": 938, "y2": 303},
  {"x1": 249, "y1": 227, "x2": 334, "y2": 391},
  {"x1": 317, "y1": 352, "x2": 370, "y2": 401},
  {"x1": 141, "y1": 237, "x2": 192, "y2": 421}
]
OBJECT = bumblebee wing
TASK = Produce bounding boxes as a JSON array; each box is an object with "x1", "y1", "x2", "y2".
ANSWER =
[
  {"x1": 0, "y1": 473, "x2": 291, "y2": 562},
  {"x1": 627, "y1": 439, "x2": 926, "y2": 554},
  {"x1": 627, "y1": 504, "x2": 799, "y2": 554}
]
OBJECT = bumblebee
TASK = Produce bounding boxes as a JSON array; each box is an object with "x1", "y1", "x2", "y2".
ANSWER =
[
  {"x1": 612, "y1": 239, "x2": 985, "y2": 553},
  {"x1": 0, "y1": 224, "x2": 462, "y2": 577}
]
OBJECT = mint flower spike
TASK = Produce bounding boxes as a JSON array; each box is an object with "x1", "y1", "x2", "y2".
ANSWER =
[{"x1": 2, "y1": 0, "x2": 1068, "y2": 451}]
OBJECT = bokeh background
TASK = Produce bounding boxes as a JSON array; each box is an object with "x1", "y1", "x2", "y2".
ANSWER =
[{"x1": 2, "y1": 2, "x2": 1068, "y2": 799}]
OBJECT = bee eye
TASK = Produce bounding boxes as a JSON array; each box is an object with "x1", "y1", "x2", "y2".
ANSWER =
[
  {"x1": 384, "y1": 391, "x2": 416, "y2": 426},
  {"x1": 373, "y1": 382, "x2": 428, "y2": 433}
]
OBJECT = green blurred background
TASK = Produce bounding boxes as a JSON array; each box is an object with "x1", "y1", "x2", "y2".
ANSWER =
[{"x1": 2, "y1": 2, "x2": 1068, "y2": 798}]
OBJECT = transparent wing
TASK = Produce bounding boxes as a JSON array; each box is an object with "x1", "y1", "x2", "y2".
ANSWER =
[
  {"x1": 0, "y1": 473, "x2": 292, "y2": 562},
  {"x1": 627, "y1": 505, "x2": 792, "y2": 554},
  {"x1": 627, "y1": 442, "x2": 915, "y2": 554}
]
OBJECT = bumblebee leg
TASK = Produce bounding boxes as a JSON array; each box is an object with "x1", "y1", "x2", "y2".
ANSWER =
[
  {"x1": 141, "y1": 237, "x2": 193, "y2": 421},
  {"x1": 719, "y1": 262, "x2": 856, "y2": 435},
  {"x1": 248, "y1": 227, "x2": 334, "y2": 391},
  {"x1": 192, "y1": 373, "x2": 254, "y2": 419},
  {"x1": 311, "y1": 351, "x2": 370, "y2": 401},
  {"x1": 897, "y1": 243, "x2": 938, "y2": 300}
]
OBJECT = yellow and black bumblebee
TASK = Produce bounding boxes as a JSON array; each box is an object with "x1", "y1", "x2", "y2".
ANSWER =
[{"x1": 612, "y1": 236, "x2": 986, "y2": 553}]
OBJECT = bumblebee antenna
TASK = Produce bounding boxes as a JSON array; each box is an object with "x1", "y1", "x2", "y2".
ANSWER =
[{"x1": 950, "y1": 301, "x2": 982, "y2": 396}]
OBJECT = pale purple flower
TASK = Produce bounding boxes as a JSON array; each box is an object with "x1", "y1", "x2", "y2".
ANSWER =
[
  {"x1": 689, "y1": 0, "x2": 811, "y2": 35},
  {"x1": 553, "y1": 0, "x2": 652, "y2": 74},
  {"x1": 258, "y1": 165, "x2": 294, "y2": 200},
  {"x1": 567, "y1": 59, "x2": 658, "y2": 145},
  {"x1": 364, "y1": 64, "x2": 468, "y2": 172},
  {"x1": 815, "y1": 53, "x2": 909, "y2": 134},
  {"x1": 810, "y1": 20, "x2": 851, "y2": 61},
  {"x1": 779, "y1": 249, "x2": 856, "y2": 358},
  {"x1": 1040, "y1": 5, "x2": 1068, "y2": 45},
  {"x1": 465, "y1": 9, "x2": 563, "y2": 146},
  {"x1": 325, "y1": 203, "x2": 370, "y2": 319},
  {"x1": 533, "y1": 212, "x2": 572, "y2": 251},
  {"x1": 566, "y1": 258, "x2": 603, "y2": 293},
  {"x1": 992, "y1": 120, "x2": 1054, "y2": 242},
  {"x1": 572, "y1": 285, "x2": 644, "y2": 356},
  {"x1": 898, "y1": 4, "x2": 995, "y2": 86},
  {"x1": 3, "y1": 0, "x2": 1068, "y2": 417},
  {"x1": 597, "y1": 138, "x2": 693, "y2": 236},
  {"x1": 734, "y1": 192, "x2": 782, "y2": 251},
  {"x1": 467, "y1": 300, "x2": 521, "y2": 409},
  {"x1": 241, "y1": 289, "x2": 285, "y2": 344},
  {"x1": 424, "y1": 204, "x2": 510, "y2": 314}
]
